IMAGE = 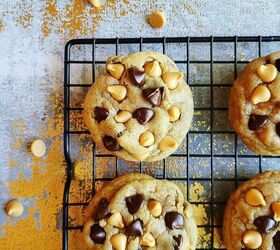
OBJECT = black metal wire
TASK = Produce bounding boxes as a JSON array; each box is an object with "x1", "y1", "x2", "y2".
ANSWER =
[{"x1": 63, "y1": 36, "x2": 280, "y2": 250}]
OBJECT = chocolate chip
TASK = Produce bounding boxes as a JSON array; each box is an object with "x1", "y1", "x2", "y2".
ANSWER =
[
  {"x1": 128, "y1": 67, "x2": 145, "y2": 87},
  {"x1": 126, "y1": 219, "x2": 143, "y2": 236},
  {"x1": 275, "y1": 59, "x2": 280, "y2": 72},
  {"x1": 165, "y1": 212, "x2": 184, "y2": 230},
  {"x1": 276, "y1": 123, "x2": 280, "y2": 137},
  {"x1": 102, "y1": 136, "x2": 122, "y2": 151},
  {"x1": 93, "y1": 198, "x2": 110, "y2": 221},
  {"x1": 173, "y1": 235, "x2": 183, "y2": 250},
  {"x1": 116, "y1": 131, "x2": 122, "y2": 137},
  {"x1": 142, "y1": 87, "x2": 164, "y2": 107},
  {"x1": 90, "y1": 224, "x2": 106, "y2": 244},
  {"x1": 133, "y1": 108, "x2": 155, "y2": 125},
  {"x1": 248, "y1": 114, "x2": 268, "y2": 130},
  {"x1": 254, "y1": 216, "x2": 277, "y2": 234},
  {"x1": 273, "y1": 231, "x2": 280, "y2": 249},
  {"x1": 125, "y1": 193, "x2": 143, "y2": 214},
  {"x1": 94, "y1": 107, "x2": 109, "y2": 123}
]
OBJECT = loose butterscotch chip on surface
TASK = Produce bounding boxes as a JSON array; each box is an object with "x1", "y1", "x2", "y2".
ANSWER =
[
  {"x1": 30, "y1": 139, "x2": 46, "y2": 158},
  {"x1": 5, "y1": 199, "x2": 24, "y2": 217},
  {"x1": 148, "y1": 11, "x2": 166, "y2": 29}
]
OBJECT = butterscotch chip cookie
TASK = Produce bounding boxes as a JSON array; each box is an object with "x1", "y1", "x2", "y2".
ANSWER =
[
  {"x1": 83, "y1": 52, "x2": 193, "y2": 162},
  {"x1": 84, "y1": 176, "x2": 197, "y2": 250},
  {"x1": 223, "y1": 171, "x2": 280, "y2": 250},
  {"x1": 228, "y1": 52, "x2": 280, "y2": 155}
]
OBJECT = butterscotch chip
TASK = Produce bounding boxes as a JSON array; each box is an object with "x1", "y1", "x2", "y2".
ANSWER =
[
  {"x1": 148, "y1": 11, "x2": 166, "y2": 29},
  {"x1": 30, "y1": 139, "x2": 46, "y2": 158},
  {"x1": 250, "y1": 85, "x2": 271, "y2": 105},
  {"x1": 243, "y1": 230, "x2": 262, "y2": 249},
  {"x1": 107, "y1": 212, "x2": 124, "y2": 228},
  {"x1": 140, "y1": 232, "x2": 156, "y2": 247},
  {"x1": 144, "y1": 61, "x2": 162, "y2": 77},
  {"x1": 271, "y1": 201, "x2": 280, "y2": 221},
  {"x1": 168, "y1": 106, "x2": 181, "y2": 122},
  {"x1": 106, "y1": 85, "x2": 127, "y2": 101},
  {"x1": 158, "y1": 136, "x2": 177, "y2": 151},
  {"x1": 88, "y1": 0, "x2": 101, "y2": 8},
  {"x1": 245, "y1": 188, "x2": 266, "y2": 207},
  {"x1": 114, "y1": 110, "x2": 132, "y2": 123},
  {"x1": 106, "y1": 63, "x2": 125, "y2": 80},
  {"x1": 139, "y1": 131, "x2": 154, "y2": 147},
  {"x1": 5, "y1": 199, "x2": 24, "y2": 217},
  {"x1": 110, "y1": 233, "x2": 127, "y2": 250},
  {"x1": 256, "y1": 64, "x2": 277, "y2": 83},
  {"x1": 148, "y1": 200, "x2": 162, "y2": 217}
]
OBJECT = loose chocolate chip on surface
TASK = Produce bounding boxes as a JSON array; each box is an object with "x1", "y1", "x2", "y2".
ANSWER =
[
  {"x1": 165, "y1": 211, "x2": 184, "y2": 230},
  {"x1": 276, "y1": 123, "x2": 280, "y2": 137},
  {"x1": 125, "y1": 193, "x2": 143, "y2": 214},
  {"x1": 248, "y1": 114, "x2": 268, "y2": 130},
  {"x1": 142, "y1": 87, "x2": 164, "y2": 107},
  {"x1": 93, "y1": 198, "x2": 110, "y2": 221},
  {"x1": 173, "y1": 235, "x2": 183, "y2": 250},
  {"x1": 275, "y1": 58, "x2": 280, "y2": 72},
  {"x1": 126, "y1": 219, "x2": 143, "y2": 236},
  {"x1": 254, "y1": 216, "x2": 277, "y2": 234},
  {"x1": 128, "y1": 67, "x2": 146, "y2": 87},
  {"x1": 94, "y1": 107, "x2": 109, "y2": 122},
  {"x1": 90, "y1": 224, "x2": 106, "y2": 244},
  {"x1": 133, "y1": 108, "x2": 155, "y2": 125},
  {"x1": 273, "y1": 231, "x2": 280, "y2": 249},
  {"x1": 103, "y1": 136, "x2": 122, "y2": 151}
]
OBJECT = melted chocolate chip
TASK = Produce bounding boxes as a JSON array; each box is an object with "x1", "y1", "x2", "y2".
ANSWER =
[
  {"x1": 116, "y1": 131, "x2": 122, "y2": 137},
  {"x1": 275, "y1": 59, "x2": 280, "y2": 72},
  {"x1": 248, "y1": 114, "x2": 268, "y2": 130},
  {"x1": 133, "y1": 108, "x2": 155, "y2": 124},
  {"x1": 173, "y1": 235, "x2": 183, "y2": 250},
  {"x1": 102, "y1": 136, "x2": 122, "y2": 151},
  {"x1": 128, "y1": 67, "x2": 146, "y2": 87},
  {"x1": 93, "y1": 198, "x2": 110, "y2": 221},
  {"x1": 90, "y1": 224, "x2": 106, "y2": 244},
  {"x1": 125, "y1": 193, "x2": 143, "y2": 214},
  {"x1": 254, "y1": 216, "x2": 277, "y2": 234},
  {"x1": 126, "y1": 219, "x2": 143, "y2": 236},
  {"x1": 165, "y1": 212, "x2": 184, "y2": 230},
  {"x1": 276, "y1": 123, "x2": 280, "y2": 137},
  {"x1": 94, "y1": 107, "x2": 109, "y2": 123},
  {"x1": 142, "y1": 87, "x2": 164, "y2": 107},
  {"x1": 273, "y1": 231, "x2": 280, "y2": 250}
]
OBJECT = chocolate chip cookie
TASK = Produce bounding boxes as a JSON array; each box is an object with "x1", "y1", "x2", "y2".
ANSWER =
[
  {"x1": 228, "y1": 51, "x2": 280, "y2": 155},
  {"x1": 223, "y1": 171, "x2": 280, "y2": 250},
  {"x1": 84, "y1": 174, "x2": 197, "y2": 250},
  {"x1": 83, "y1": 52, "x2": 193, "y2": 162}
]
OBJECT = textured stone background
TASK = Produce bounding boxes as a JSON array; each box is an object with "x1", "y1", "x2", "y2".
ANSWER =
[{"x1": 0, "y1": 0, "x2": 280, "y2": 249}]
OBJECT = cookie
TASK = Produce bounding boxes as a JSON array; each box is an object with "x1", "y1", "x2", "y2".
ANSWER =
[
  {"x1": 84, "y1": 176, "x2": 197, "y2": 250},
  {"x1": 83, "y1": 51, "x2": 193, "y2": 162},
  {"x1": 84, "y1": 173, "x2": 154, "y2": 222},
  {"x1": 228, "y1": 51, "x2": 280, "y2": 155},
  {"x1": 223, "y1": 171, "x2": 280, "y2": 250}
]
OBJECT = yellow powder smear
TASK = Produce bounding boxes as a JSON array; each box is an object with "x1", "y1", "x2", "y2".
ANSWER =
[
  {"x1": 0, "y1": 93, "x2": 64, "y2": 249},
  {"x1": 15, "y1": 11, "x2": 33, "y2": 29}
]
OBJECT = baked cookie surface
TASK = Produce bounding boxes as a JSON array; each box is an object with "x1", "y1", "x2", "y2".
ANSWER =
[
  {"x1": 228, "y1": 51, "x2": 280, "y2": 155},
  {"x1": 83, "y1": 51, "x2": 193, "y2": 162},
  {"x1": 223, "y1": 171, "x2": 280, "y2": 250},
  {"x1": 83, "y1": 174, "x2": 197, "y2": 250}
]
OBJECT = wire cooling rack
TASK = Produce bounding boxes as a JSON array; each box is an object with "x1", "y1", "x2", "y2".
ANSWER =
[{"x1": 63, "y1": 36, "x2": 280, "y2": 250}]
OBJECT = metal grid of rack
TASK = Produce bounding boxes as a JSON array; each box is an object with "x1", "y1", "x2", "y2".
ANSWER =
[{"x1": 63, "y1": 36, "x2": 280, "y2": 250}]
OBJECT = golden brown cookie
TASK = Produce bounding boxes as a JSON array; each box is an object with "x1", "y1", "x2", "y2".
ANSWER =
[
  {"x1": 83, "y1": 52, "x2": 193, "y2": 162},
  {"x1": 84, "y1": 175, "x2": 197, "y2": 250},
  {"x1": 223, "y1": 171, "x2": 280, "y2": 250},
  {"x1": 228, "y1": 51, "x2": 280, "y2": 155}
]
